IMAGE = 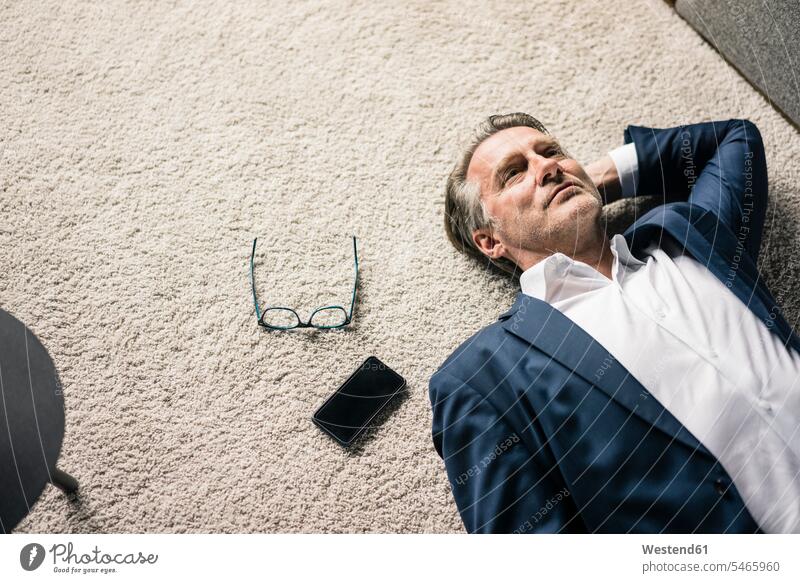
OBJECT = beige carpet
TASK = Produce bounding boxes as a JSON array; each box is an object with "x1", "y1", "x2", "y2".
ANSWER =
[{"x1": 3, "y1": 0, "x2": 800, "y2": 533}]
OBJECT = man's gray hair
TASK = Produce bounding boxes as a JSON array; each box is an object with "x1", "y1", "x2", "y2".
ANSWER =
[{"x1": 444, "y1": 112, "x2": 549, "y2": 277}]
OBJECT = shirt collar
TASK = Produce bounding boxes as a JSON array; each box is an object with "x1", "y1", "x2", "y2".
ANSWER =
[
  {"x1": 613, "y1": 233, "x2": 647, "y2": 269},
  {"x1": 519, "y1": 234, "x2": 646, "y2": 301}
]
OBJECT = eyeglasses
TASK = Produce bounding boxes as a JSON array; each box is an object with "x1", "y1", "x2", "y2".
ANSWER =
[{"x1": 250, "y1": 235, "x2": 359, "y2": 330}]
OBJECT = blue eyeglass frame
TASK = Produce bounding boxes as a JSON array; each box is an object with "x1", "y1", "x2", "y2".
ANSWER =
[{"x1": 250, "y1": 235, "x2": 359, "y2": 330}]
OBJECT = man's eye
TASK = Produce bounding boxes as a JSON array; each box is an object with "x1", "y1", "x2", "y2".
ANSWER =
[
  {"x1": 505, "y1": 168, "x2": 522, "y2": 184},
  {"x1": 547, "y1": 147, "x2": 562, "y2": 157}
]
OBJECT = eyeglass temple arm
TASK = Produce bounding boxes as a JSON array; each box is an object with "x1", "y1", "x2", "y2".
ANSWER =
[
  {"x1": 348, "y1": 235, "x2": 359, "y2": 321},
  {"x1": 252, "y1": 236, "x2": 357, "y2": 324},
  {"x1": 250, "y1": 238, "x2": 262, "y2": 321}
]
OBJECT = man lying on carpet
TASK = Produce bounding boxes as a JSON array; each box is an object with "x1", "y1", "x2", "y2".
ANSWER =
[{"x1": 430, "y1": 113, "x2": 800, "y2": 533}]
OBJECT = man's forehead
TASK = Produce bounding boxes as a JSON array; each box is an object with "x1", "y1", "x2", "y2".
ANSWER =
[{"x1": 466, "y1": 126, "x2": 553, "y2": 185}]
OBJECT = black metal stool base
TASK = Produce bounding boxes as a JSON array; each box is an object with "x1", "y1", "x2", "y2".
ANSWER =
[{"x1": 51, "y1": 468, "x2": 79, "y2": 494}]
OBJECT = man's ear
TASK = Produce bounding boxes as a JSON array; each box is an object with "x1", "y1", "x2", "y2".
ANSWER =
[{"x1": 472, "y1": 228, "x2": 506, "y2": 260}]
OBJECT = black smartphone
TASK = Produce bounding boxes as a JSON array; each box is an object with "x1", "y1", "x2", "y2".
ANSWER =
[{"x1": 312, "y1": 356, "x2": 406, "y2": 447}]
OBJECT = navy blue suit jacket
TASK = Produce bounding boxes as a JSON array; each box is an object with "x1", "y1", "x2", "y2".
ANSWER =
[{"x1": 430, "y1": 119, "x2": 800, "y2": 533}]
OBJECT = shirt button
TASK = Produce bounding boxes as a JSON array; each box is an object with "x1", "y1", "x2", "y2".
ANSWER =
[
  {"x1": 714, "y1": 478, "x2": 728, "y2": 496},
  {"x1": 757, "y1": 399, "x2": 773, "y2": 413}
]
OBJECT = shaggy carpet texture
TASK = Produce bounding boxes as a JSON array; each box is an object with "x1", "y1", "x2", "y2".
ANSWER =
[{"x1": 3, "y1": 0, "x2": 800, "y2": 533}]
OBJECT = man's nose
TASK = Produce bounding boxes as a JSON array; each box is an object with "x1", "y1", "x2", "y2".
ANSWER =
[{"x1": 534, "y1": 155, "x2": 561, "y2": 186}]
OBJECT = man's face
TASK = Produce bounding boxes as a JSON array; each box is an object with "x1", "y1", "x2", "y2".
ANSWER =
[{"x1": 466, "y1": 126, "x2": 603, "y2": 268}]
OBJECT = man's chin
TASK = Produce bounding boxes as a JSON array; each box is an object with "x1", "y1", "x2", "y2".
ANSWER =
[{"x1": 557, "y1": 189, "x2": 600, "y2": 212}]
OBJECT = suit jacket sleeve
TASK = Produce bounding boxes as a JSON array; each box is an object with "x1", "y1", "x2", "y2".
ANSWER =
[
  {"x1": 623, "y1": 119, "x2": 768, "y2": 260},
  {"x1": 429, "y1": 369, "x2": 580, "y2": 533}
]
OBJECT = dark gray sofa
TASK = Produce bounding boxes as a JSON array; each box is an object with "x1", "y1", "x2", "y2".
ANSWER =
[{"x1": 675, "y1": 0, "x2": 800, "y2": 126}]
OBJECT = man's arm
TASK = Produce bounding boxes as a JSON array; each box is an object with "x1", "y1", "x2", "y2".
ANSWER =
[
  {"x1": 429, "y1": 369, "x2": 581, "y2": 533},
  {"x1": 598, "y1": 119, "x2": 769, "y2": 260}
]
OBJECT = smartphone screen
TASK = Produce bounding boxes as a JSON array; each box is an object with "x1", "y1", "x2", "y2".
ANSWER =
[{"x1": 312, "y1": 356, "x2": 406, "y2": 446}]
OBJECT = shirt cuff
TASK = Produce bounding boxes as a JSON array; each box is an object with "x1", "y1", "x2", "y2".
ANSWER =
[{"x1": 608, "y1": 142, "x2": 639, "y2": 199}]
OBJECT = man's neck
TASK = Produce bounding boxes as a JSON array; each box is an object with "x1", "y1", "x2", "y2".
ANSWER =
[
  {"x1": 516, "y1": 235, "x2": 615, "y2": 280},
  {"x1": 570, "y1": 236, "x2": 614, "y2": 280}
]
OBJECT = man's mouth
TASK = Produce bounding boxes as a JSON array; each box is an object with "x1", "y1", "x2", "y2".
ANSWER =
[{"x1": 546, "y1": 181, "x2": 577, "y2": 207}]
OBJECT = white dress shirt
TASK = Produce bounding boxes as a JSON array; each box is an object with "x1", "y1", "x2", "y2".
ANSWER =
[{"x1": 519, "y1": 144, "x2": 800, "y2": 533}]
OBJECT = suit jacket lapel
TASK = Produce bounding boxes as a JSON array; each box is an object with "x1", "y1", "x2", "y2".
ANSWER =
[{"x1": 500, "y1": 293, "x2": 711, "y2": 455}]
